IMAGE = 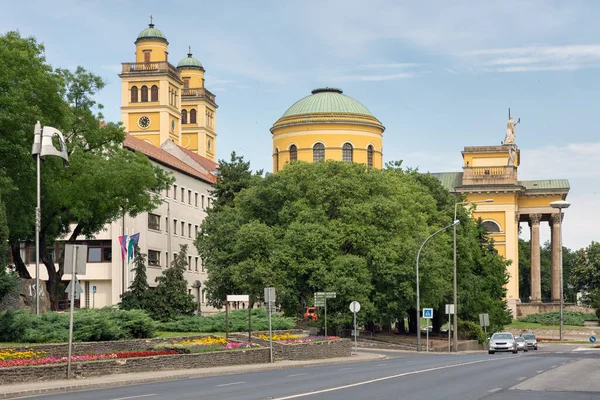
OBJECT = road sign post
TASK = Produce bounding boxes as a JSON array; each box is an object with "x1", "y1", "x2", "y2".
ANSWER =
[
  {"x1": 92, "y1": 285, "x2": 96, "y2": 309},
  {"x1": 315, "y1": 292, "x2": 336, "y2": 336},
  {"x1": 349, "y1": 301, "x2": 361, "y2": 355},
  {"x1": 423, "y1": 308, "x2": 433, "y2": 352},
  {"x1": 264, "y1": 287, "x2": 276, "y2": 363},
  {"x1": 65, "y1": 244, "x2": 86, "y2": 379},
  {"x1": 446, "y1": 304, "x2": 454, "y2": 352},
  {"x1": 479, "y1": 313, "x2": 490, "y2": 341}
]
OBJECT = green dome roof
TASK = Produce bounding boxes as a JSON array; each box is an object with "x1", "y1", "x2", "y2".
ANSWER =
[
  {"x1": 281, "y1": 88, "x2": 373, "y2": 118},
  {"x1": 135, "y1": 23, "x2": 167, "y2": 43},
  {"x1": 177, "y1": 53, "x2": 204, "y2": 70}
]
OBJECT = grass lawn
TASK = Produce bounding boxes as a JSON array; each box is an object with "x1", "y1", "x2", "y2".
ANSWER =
[
  {"x1": 155, "y1": 331, "x2": 225, "y2": 338},
  {"x1": 507, "y1": 321, "x2": 588, "y2": 330}
]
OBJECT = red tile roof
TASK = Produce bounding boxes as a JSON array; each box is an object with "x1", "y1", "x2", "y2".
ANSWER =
[{"x1": 123, "y1": 135, "x2": 216, "y2": 184}]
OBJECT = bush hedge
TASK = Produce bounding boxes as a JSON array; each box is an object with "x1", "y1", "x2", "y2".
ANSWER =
[
  {"x1": 517, "y1": 311, "x2": 597, "y2": 326},
  {"x1": 0, "y1": 308, "x2": 156, "y2": 343},
  {"x1": 158, "y1": 308, "x2": 295, "y2": 333},
  {"x1": 457, "y1": 320, "x2": 484, "y2": 343}
]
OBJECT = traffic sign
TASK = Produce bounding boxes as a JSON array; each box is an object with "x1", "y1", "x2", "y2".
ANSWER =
[
  {"x1": 479, "y1": 313, "x2": 490, "y2": 327},
  {"x1": 65, "y1": 276, "x2": 83, "y2": 300},
  {"x1": 445, "y1": 304, "x2": 455, "y2": 314},
  {"x1": 590, "y1": 336, "x2": 597, "y2": 343},
  {"x1": 92, "y1": 285, "x2": 96, "y2": 294},
  {"x1": 227, "y1": 295, "x2": 249, "y2": 302},
  {"x1": 64, "y1": 244, "x2": 87, "y2": 275},
  {"x1": 349, "y1": 301, "x2": 361, "y2": 313},
  {"x1": 264, "y1": 287, "x2": 276, "y2": 303},
  {"x1": 423, "y1": 308, "x2": 433, "y2": 319}
]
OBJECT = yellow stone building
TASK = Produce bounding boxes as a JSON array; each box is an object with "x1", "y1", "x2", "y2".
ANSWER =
[
  {"x1": 433, "y1": 142, "x2": 570, "y2": 316},
  {"x1": 271, "y1": 88, "x2": 385, "y2": 171},
  {"x1": 119, "y1": 20, "x2": 218, "y2": 160}
]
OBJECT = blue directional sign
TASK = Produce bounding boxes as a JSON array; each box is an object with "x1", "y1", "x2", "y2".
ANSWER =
[
  {"x1": 423, "y1": 308, "x2": 433, "y2": 319},
  {"x1": 93, "y1": 285, "x2": 96, "y2": 294},
  {"x1": 590, "y1": 335, "x2": 596, "y2": 343}
]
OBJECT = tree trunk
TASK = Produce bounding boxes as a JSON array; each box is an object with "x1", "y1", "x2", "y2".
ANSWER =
[
  {"x1": 10, "y1": 241, "x2": 31, "y2": 279},
  {"x1": 39, "y1": 235, "x2": 60, "y2": 311},
  {"x1": 408, "y1": 308, "x2": 417, "y2": 334},
  {"x1": 397, "y1": 314, "x2": 407, "y2": 334}
]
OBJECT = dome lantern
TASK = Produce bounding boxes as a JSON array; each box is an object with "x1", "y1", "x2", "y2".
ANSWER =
[{"x1": 177, "y1": 46, "x2": 205, "y2": 71}]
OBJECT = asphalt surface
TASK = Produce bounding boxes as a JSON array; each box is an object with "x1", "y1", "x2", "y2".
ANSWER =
[{"x1": 11, "y1": 344, "x2": 600, "y2": 400}]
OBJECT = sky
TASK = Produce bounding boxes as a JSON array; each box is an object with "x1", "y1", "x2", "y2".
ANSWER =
[{"x1": 2, "y1": 0, "x2": 599, "y2": 250}]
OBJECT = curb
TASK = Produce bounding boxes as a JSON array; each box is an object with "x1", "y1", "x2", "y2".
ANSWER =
[{"x1": 0, "y1": 353, "x2": 386, "y2": 399}]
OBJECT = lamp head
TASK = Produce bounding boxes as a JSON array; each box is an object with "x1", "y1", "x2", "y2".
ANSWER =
[
  {"x1": 484, "y1": 199, "x2": 494, "y2": 203},
  {"x1": 550, "y1": 200, "x2": 571, "y2": 210},
  {"x1": 452, "y1": 220, "x2": 460, "y2": 226}
]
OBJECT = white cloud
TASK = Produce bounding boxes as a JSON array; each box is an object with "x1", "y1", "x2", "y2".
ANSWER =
[{"x1": 519, "y1": 142, "x2": 600, "y2": 180}]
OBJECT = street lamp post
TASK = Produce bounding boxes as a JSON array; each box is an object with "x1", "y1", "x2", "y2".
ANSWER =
[
  {"x1": 550, "y1": 200, "x2": 570, "y2": 342},
  {"x1": 453, "y1": 199, "x2": 493, "y2": 352},
  {"x1": 416, "y1": 220, "x2": 459, "y2": 351}
]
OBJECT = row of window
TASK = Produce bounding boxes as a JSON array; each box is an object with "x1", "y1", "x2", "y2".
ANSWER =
[
  {"x1": 131, "y1": 85, "x2": 158, "y2": 103},
  {"x1": 148, "y1": 213, "x2": 199, "y2": 238},
  {"x1": 166, "y1": 184, "x2": 211, "y2": 209},
  {"x1": 20, "y1": 241, "x2": 112, "y2": 264},
  {"x1": 274, "y1": 143, "x2": 375, "y2": 171},
  {"x1": 147, "y1": 249, "x2": 204, "y2": 272},
  {"x1": 181, "y1": 109, "x2": 197, "y2": 124}
]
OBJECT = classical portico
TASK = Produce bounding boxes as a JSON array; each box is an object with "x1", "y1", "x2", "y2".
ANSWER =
[{"x1": 432, "y1": 118, "x2": 570, "y2": 317}]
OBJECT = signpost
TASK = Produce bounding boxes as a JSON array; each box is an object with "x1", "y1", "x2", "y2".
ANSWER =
[
  {"x1": 315, "y1": 292, "x2": 336, "y2": 336},
  {"x1": 590, "y1": 335, "x2": 596, "y2": 343},
  {"x1": 92, "y1": 285, "x2": 96, "y2": 309},
  {"x1": 479, "y1": 313, "x2": 490, "y2": 340},
  {"x1": 264, "y1": 287, "x2": 276, "y2": 363},
  {"x1": 423, "y1": 308, "x2": 433, "y2": 352},
  {"x1": 445, "y1": 304, "x2": 454, "y2": 352},
  {"x1": 64, "y1": 244, "x2": 86, "y2": 379},
  {"x1": 227, "y1": 295, "x2": 251, "y2": 342},
  {"x1": 349, "y1": 301, "x2": 361, "y2": 355}
]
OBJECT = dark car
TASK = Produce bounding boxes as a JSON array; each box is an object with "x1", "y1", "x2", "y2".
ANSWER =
[{"x1": 520, "y1": 333, "x2": 538, "y2": 350}]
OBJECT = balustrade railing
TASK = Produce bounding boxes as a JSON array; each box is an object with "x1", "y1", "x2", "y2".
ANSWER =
[
  {"x1": 182, "y1": 87, "x2": 216, "y2": 103},
  {"x1": 121, "y1": 62, "x2": 180, "y2": 80}
]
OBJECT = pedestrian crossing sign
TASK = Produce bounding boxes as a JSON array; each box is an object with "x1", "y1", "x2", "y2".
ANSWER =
[{"x1": 423, "y1": 308, "x2": 433, "y2": 319}]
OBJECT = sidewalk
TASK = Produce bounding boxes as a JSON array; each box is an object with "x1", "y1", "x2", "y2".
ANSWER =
[{"x1": 0, "y1": 351, "x2": 386, "y2": 399}]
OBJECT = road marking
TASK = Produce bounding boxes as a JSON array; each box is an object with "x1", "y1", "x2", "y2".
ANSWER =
[
  {"x1": 217, "y1": 381, "x2": 245, "y2": 387},
  {"x1": 551, "y1": 365, "x2": 557, "y2": 368},
  {"x1": 288, "y1": 373, "x2": 308, "y2": 377},
  {"x1": 537, "y1": 370, "x2": 544, "y2": 373},
  {"x1": 111, "y1": 396, "x2": 156, "y2": 400},
  {"x1": 488, "y1": 388, "x2": 502, "y2": 393},
  {"x1": 270, "y1": 358, "x2": 502, "y2": 400},
  {"x1": 516, "y1": 377, "x2": 527, "y2": 381},
  {"x1": 339, "y1": 367, "x2": 354, "y2": 371}
]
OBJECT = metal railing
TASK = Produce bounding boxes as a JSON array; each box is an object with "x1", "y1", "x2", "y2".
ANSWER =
[
  {"x1": 121, "y1": 62, "x2": 180, "y2": 80},
  {"x1": 182, "y1": 87, "x2": 216, "y2": 103}
]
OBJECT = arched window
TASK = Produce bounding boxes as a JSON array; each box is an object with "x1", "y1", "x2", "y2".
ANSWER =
[
  {"x1": 482, "y1": 220, "x2": 501, "y2": 233},
  {"x1": 181, "y1": 109, "x2": 188, "y2": 124},
  {"x1": 289, "y1": 144, "x2": 297, "y2": 162},
  {"x1": 367, "y1": 145, "x2": 374, "y2": 168},
  {"x1": 151, "y1": 85, "x2": 158, "y2": 102},
  {"x1": 274, "y1": 148, "x2": 279, "y2": 172},
  {"x1": 342, "y1": 143, "x2": 353, "y2": 162},
  {"x1": 190, "y1": 109, "x2": 197, "y2": 124},
  {"x1": 313, "y1": 143, "x2": 325, "y2": 162},
  {"x1": 141, "y1": 85, "x2": 148, "y2": 102},
  {"x1": 130, "y1": 86, "x2": 138, "y2": 103}
]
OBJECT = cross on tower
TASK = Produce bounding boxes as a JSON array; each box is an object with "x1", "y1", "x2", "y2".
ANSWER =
[{"x1": 150, "y1": 15, "x2": 153, "y2": 25}]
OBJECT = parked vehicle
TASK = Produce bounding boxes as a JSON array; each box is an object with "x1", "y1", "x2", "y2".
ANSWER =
[
  {"x1": 515, "y1": 336, "x2": 528, "y2": 352},
  {"x1": 488, "y1": 332, "x2": 518, "y2": 354},
  {"x1": 304, "y1": 307, "x2": 318, "y2": 321},
  {"x1": 520, "y1": 333, "x2": 538, "y2": 350}
]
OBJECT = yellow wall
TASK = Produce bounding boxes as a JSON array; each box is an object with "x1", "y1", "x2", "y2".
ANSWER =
[
  {"x1": 128, "y1": 112, "x2": 161, "y2": 132},
  {"x1": 135, "y1": 40, "x2": 168, "y2": 63},
  {"x1": 518, "y1": 196, "x2": 563, "y2": 207},
  {"x1": 180, "y1": 68, "x2": 205, "y2": 88}
]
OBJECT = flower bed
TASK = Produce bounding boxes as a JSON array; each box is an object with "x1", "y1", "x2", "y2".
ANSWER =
[
  {"x1": 153, "y1": 336, "x2": 260, "y2": 353},
  {"x1": 0, "y1": 350, "x2": 178, "y2": 368},
  {"x1": 256, "y1": 333, "x2": 340, "y2": 344}
]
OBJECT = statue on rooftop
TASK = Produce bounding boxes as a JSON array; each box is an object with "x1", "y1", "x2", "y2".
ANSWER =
[{"x1": 504, "y1": 110, "x2": 520, "y2": 145}]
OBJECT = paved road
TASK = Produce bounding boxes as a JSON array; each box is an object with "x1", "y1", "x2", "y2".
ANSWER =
[{"x1": 23, "y1": 345, "x2": 600, "y2": 400}]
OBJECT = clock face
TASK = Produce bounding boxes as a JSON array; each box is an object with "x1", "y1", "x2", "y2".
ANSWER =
[{"x1": 138, "y1": 116, "x2": 150, "y2": 129}]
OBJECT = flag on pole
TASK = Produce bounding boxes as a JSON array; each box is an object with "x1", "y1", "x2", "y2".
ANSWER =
[
  {"x1": 31, "y1": 121, "x2": 69, "y2": 167},
  {"x1": 127, "y1": 233, "x2": 140, "y2": 263},
  {"x1": 119, "y1": 235, "x2": 128, "y2": 261}
]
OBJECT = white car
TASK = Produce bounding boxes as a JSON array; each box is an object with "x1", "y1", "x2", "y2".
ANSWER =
[{"x1": 488, "y1": 332, "x2": 518, "y2": 354}]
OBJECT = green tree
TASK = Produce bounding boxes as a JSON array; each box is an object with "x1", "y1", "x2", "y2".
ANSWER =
[
  {"x1": 570, "y1": 241, "x2": 600, "y2": 313},
  {"x1": 120, "y1": 246, "x2": 150, "y2": 310},
  {"x1": 148, "y1": 245, "x2": 196, "y2": 321},
  {"x1": 0, "y1": 32, "x2": 173, "y2": 308},
  {"x1": 210, "y1": 152, "x2": 262, "y2": 211},
  {"x1": 0, "y1": 193, "x2": 18, "y2": 302}
]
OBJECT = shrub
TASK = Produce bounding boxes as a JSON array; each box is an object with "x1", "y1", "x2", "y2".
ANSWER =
[
  {"x1": 518, "y1": 311, "x2": 597, "y2": 327},
  {"x1": 158, "y1": 308, "x2": 295, "y2": 333},
  {"x1": 457, "y1": 320, "x2": 484, "y2": 342}
]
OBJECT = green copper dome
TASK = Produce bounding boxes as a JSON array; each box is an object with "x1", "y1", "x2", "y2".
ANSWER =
[
  {"x1": 281, "y1": 88, "x2": 373, "y2": 118},
  {"x1": 177, "y1": 53, "x2": 204, "y2": 70},
  {"x1": 135, "y1": 23, "x2": 167, "y2": 43}
]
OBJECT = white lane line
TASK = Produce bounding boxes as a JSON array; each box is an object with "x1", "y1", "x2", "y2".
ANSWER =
[
  {"x1": 488, "y1": 388, "x2": 502, "y2": 393},
  {"x1": 288, "y1": 373, "x2": 308, "y2": 377},
  {"x1": 271, "y1": 358, "x2": 501, "y2": 400},
  {"x1": 551, "y1": 365, "x2": 558, "y2": 368},
  {"x1": 376, "y1": 364, "x2": 387, "y2": 366},
  {"x1": 111, "y1": 396, "x2": 156, "y2": 400},
  {"x1": 516, "y1": 376, "x2": 527, "y2": 381},
  {"x1": 339, "y1": 367, "x2": 354, "y2": 371},
  {"x1": 216, "y1": 381, "x2": 245, "y2": 387},
  {"x1": 537, "y1": 370, "x2": 544, "y2": 373}
]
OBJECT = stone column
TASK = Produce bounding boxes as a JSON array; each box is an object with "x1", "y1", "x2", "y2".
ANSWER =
[
  {"x1": 550, "y1": 213, "x2": 562, "y2": 302},
  {"x1": 529, "y1": 213, "x2": 542, "y2": 303}
]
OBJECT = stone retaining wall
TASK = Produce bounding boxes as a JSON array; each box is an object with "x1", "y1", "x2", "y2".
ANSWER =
[
  {"x1": 0, "y1": 348, "x2": 270, "y2": 385},
  {"x1": 230, "y1": 333, "x2": 351, "y2": 360}
]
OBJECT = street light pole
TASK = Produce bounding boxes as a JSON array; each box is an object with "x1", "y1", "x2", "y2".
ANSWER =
[
  {"x1": 550, "y1": 200, "x2": 570, "y2": 342},
  {"x1": 453, "y1": 199, "x2": 493, "y2": 352},
  {"x1": 416, "y1": 220, "x2": 459, "y2": 351}
]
